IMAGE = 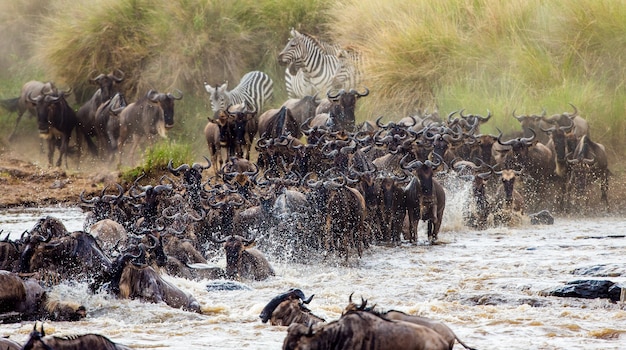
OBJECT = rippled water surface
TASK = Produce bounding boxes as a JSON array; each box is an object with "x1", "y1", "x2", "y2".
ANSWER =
[{"x1": 0, "y1": 205, "x2": 625, "y2": 349}]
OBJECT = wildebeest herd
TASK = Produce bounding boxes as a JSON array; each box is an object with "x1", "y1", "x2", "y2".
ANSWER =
[{"x1": 0, "y1": 28, "x2": 611, "y2": 349}]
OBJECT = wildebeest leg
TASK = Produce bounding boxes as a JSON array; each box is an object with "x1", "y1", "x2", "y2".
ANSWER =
[
  {"x1": 46, "y1": 137, "x2": 55, "y2": 167},
  {"x1": 57, "y1": 135, "x2": 69, "y2": 168},
  {"x1": 406, "y1": 206, "x2": 419, "y2": 243},
  {"x1": 8, "y1": 111, "x2": 24, "y2": 141},
  {"x1": 600, "y1": 170, "x2": 609, "y2": 210}
]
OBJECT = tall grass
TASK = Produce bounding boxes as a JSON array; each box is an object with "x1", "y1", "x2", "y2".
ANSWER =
[{"x1": 330, "y1": 0, "x2": 626, "y2": 153}]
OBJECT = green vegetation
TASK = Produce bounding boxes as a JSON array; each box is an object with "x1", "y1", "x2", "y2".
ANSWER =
[
  {"x1": 118, "y1": 140, "x2": 192, "y2": 183},
  {"x1": 1, "y1": 0, "x2": 625, "y2": 174}
]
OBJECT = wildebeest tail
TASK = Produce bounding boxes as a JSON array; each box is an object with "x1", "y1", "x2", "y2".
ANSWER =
[{"x1": 0, "y1": 97, "x2": 19, "y2": 112}]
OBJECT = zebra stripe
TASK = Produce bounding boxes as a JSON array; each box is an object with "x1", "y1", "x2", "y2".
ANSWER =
[
  {"x1": 204, "y1": 71, "x2": 273, "y2": 113},
  {"x1": 279, "y1": 29, "x2": 360, "y2": 99}
]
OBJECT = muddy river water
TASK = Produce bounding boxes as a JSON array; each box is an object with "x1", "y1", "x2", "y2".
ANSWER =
[{"x1": 0, "y1": 202, "x2": 625, "y2": 349}]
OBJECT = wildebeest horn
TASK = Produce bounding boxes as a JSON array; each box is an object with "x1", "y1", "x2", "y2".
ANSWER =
[
  {"x1": 350, "y1": 87, "x2": 369, "y2": 97},
  {"x1": 92, "y1": 73, "x2": 106, "y2": 82},
  {"x1": 192, "y1": 156, "x2": 212, "y2": 171},
  {"x1": 447, "y1": 110, "x2": 459, "y2": 123},
  {"x1": 168, "y1": 159, "x2": 190, "y2": 176},
  {"x1": 521, "y1": 128, "x2": 536, "y2": 144},
  {"x1": 327, "y1": 89, "x2": 345, "y2": 100},
  {"x1": 168, "y1": 89, "x2": 184, "y2": 100},
  {"x1": 79, "y1": 190, "x2": 99, "y2": 204},
  {"x1": 147, "y1": 90, "x2": 159, "y2": 101},
  {"x1": 496, "y1": 128, "x2": 517, "y2": 146},
  {"x1": 567, "y1": 103, "x2": 578, "y2": 117},
  {"x1": 27, "y1": 91, "x2": 43, "y2": 104},
  {"x1": 112, "y1": 69, "x2": 125, "y2": 82}
]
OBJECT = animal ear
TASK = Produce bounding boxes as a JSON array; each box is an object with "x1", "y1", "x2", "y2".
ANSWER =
[
  {"x1": 219, "y1": 81, "x2": 228, "y2": 91},
  {"x1": 204, "y1": 83, "x2": 214, "y2": 94}
]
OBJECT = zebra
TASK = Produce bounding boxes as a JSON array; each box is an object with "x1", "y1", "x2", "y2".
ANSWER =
[
  {"x1": 204, "y1": 71, "x2": 273, "y2": 114},
  {"x1": 279, "y1": 29, "x2": 361, "y2": 99}
]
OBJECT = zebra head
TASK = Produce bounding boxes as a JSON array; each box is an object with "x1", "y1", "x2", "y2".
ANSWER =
[
  {"x1": 205, "y1": 81, "x2": 231, "y2": 112},
  {"x1": 278, "y1": 28, "x2": 306, "y2": 69}
]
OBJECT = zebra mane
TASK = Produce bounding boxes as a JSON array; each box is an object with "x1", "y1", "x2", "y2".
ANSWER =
[{"x1": 297, "y1": 31, "x2": 342, "y2": 56}]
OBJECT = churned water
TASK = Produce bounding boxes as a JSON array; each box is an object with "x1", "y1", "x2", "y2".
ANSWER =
[{"x1": 0, "y1": 201, "x2": 625, "y2": 349}]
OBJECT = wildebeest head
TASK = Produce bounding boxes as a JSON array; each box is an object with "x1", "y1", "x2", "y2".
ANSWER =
[
  {"x1": 259, "y1": 288, "x2": 314, "y2": 323},
  {"x1": 28, "y1": 90, "x2": 70, "y2": 135},
  {"x1": 91, "y1": 69, "x2": 125, "y2": 101},
  {"x1": 148, "y1": 89, "x2": 183, "y2": 129},
  {"x1": 326, "y1": 88, "x2": 369, "y2": 131},
  {"x1": 495, "y1": 169, "x2": 522, "y2": 205},
  {"x1": 212, "y1": 235, "x2": 255, "y2": 279}
]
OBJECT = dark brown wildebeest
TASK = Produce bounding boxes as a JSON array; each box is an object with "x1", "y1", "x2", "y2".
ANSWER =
[
  {"x1": 541, "y1": 103, "x2": 589, "y2": 141},
  {"x1": 101, "y1": 248, "x2": 202, "y2": 313},
  {"x1": 281, "y1": 94, "x2": 320, "y2": 127},
  {"x1": 20, "y1": 324, "x2": 132, "y2": 350},
  {"x1": 18, "y1": 230, "x2": 113, "y2": 287},
  {"x1": 93, "y1": 92, "x2": 127, "y2": 161},
  {"x1": 313, "y1": 88, "x2": 369, "y2": 132},
  {"x1": 0, "y1": 80, "x2": 57, "y2": 141},
  {"x1": 343, "y1": 295, "x2": 477, "y2": 350},
  {"x1": 566, "y1": 135, "x2": 609, "y2": 211},
  {"x1": 258, "y1": 106, "x2": 302, "y2": 139},
  {"x1": 28, "y1": 89, "x2": 94, "y2": 168},
  {"x1": 494, "y1": 169, "x2": 525, "y2": 213},
  {"x1": 76, "y1": 70, "x2": 125, "y2": 149},
  {"x1": 224, "y1": 104, "x2": 258, "y2": 160},
  {"x1": 204, "y1": 119, "x2": 226, "y2": 170},
  {"x1": 282, "y1": 309, "x2": 449, "y2": 350},
  {"x1": 401, "y1": 156, "x2": 446, "y2": 244},
  {"x1": 307, "y1": 175, "x2": 367, "y2": 259},
  {"x1": 117, "y1": 89, "x2": 183, "y2": 166},
  {"x1": 0, "y1": 271, "x2": 86, "y2": 322},
  {"x1": 259, "y1": 289, "x2": 324, "y2": 326},
  {"x1": 212, "y1": 235, "x2": 275, "y2": 281},
  {"x1": 0, "y1": 231, "x2": 21, "y2": 271},
  {"x1": 512, "y1": 108, "x2": 552, "y2": 145}
]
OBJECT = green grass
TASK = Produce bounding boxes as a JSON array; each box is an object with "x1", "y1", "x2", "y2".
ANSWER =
[{"x1": 118, "y1": 140, "x2": 193, "y2": 183}]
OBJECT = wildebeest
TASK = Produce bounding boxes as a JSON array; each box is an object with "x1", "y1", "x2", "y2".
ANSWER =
[
  {"x1": 343, "y1": 296, "x2": 478, "y2": 350},
  {"x1": 0, "y1": 337, "x2": 21, "y2": 350},
  {"x1": 117, "y1": 89, "x2": 183, "y2": 166},
  {"x1": 18, "y1": 229, "x2": 113, "y2": 288},
  {"x1": 258, "y1": 106, "x2": 302, "y2": 139},
  {"x1": 20, "y1": 324, "x2": 132, "y2": 350},
  {"x1": 28, "y1": 89, "x2": 92, "y2": 168},
  {"x1": 0, "y1": 231, "x2": 21, "y2": 271},
  {"x1": 100, "y1": 249, "x2": 202, "y2": 312},
  {"x1": 212, "y1": 235, "x2": 275, "y2": 281},
  {"x1": 313, "y1": 88, "x2": 369, "y2": 132},
  {"x1": 204, "y1": 119, "x2": 225, "y2": 170},
  {"x1": 307, "y1": 175, "x2": 367, "y2": 259},
  {"x1": 0, "y1": 80, "x2": 57, "y2": 141},
  {"x1": 401, "y1": 156, "x2": 446, "y2": 244},
  {"x1": 280, "y1": 94, "x2": 320, "y2": 127},
  {"x1": 0, "y1": 271, "x2": 86, "y2": 322},
  {"x1": 93, "y1": 92, "x2": 127, "y2": 161},
  {"x1": 566, "y1": 135, "x2": 609, "y2": 211},
  {"x1": 76, "y1": 70, "x2": 125, "y2": 148},
  {"x1": 282, "y1": 309, "x2": 449, "y2": 350},
  {"x1": 259, "y1": 289, "x2": 324, "y2": 326}
]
